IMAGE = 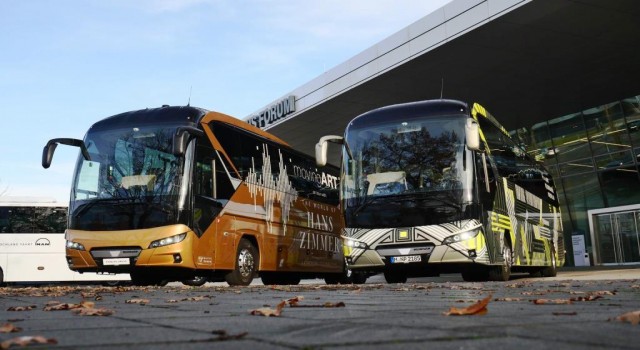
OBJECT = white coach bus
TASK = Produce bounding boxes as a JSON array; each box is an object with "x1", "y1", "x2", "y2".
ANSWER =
[{"x1": 0, "y1": 197, "x2": 127, "y2": 285}]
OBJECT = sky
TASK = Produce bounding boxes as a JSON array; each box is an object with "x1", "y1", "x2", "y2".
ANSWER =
[{"x1": 0, "y1": 0, "x2": 451, "y2": 203}]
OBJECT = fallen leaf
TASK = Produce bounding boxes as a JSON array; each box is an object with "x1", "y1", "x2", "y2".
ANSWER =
[
  {"x1": 6, "y1": 306, "x2": 37, "y2": 312},
  {"x1": 44, "y1": 301, "x2": 94, "y2": 311},
  {"x1": 285, "y1": 296, "x2": 304, "y2": 306},
  {"x1": 125, "y1": 298, "x2": 150, "y2": 305},
  {"x1": 249, "y1": 300, "x2": 286, "y2": 317},
  {"x1": 443, "y1": 294, "x2": 492, "y2": 316},
  {"x1": 591, "y1": 290, "x2": 616, "y2": 296},
  {"x1": 0, "y1": 335, "x2": 57, "y2": 349},
  {"x1": 611, "y1": 310, "x2": 640, "y2": 325},
  {"x1": 73, "y1": 307, "x2": 115, "y2": 316},
  {"x1": 166, "y1": 299, "x2": 179, "y2": 303},
  {"x1": 0, "y1": 323, "x2": 22, "y2": 333}
]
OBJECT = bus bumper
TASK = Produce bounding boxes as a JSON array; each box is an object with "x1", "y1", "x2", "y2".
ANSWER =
[{"x1": 65, "y1": 225, "x2": 198, "y2": 273}]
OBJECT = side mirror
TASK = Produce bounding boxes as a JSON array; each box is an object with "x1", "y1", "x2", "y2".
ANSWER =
[
  {"x1": 465, "y1": 119, "x2": 480, "y2": 151},
  {"x1": 42, "y1": 138, "x2": 90, "y2": 169},
  {"x1": 173, "y1": 127, "x2": 205, "y2": 155},
  {"x1": 315, "y1": 135, "x2": 343, "y2": 167}
]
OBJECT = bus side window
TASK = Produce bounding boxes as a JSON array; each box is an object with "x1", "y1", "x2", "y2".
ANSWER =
[
  {"x1": 0, "y1": 207, "x2": 10, "y2": 233},
  {"x1": 478, "y1": 117, "x2": 519, "y2": 178}
]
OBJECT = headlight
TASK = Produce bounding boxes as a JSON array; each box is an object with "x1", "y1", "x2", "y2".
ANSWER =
[
  {"x1": 442, "y1": 230, "x2": 480, "y2": 245},
  {"x1": 344, "y1": 238, "x2": 368, "y2": 249},
  {"x1": 66, "y1": 240, "x2": 85, "y2": 251},
  {"x1": 149, "y1": 233, "x2": 187, "y2": 249}
]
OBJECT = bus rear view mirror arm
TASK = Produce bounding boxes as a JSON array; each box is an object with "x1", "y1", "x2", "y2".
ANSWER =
[
  {"x1": 315, "y1": 135, "x2": 343, "y2": 167},
  {"x1": 42, "y1": 138, "x2": 90, "y2": 169},
  {"x1": 173, "y1": 126, "x2": 205, "y2": 156}
]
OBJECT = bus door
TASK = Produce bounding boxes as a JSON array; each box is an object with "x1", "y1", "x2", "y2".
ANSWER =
[{"x1": 192, "y1": 140, "x2": 235, "y2": 269}]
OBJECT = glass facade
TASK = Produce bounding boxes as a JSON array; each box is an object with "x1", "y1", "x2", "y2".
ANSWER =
[{"x1": 511, "y1": 95, "x2": 640, "y2": 265}]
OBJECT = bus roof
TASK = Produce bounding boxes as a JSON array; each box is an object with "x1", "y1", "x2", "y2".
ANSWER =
[
  {"x1": 201, "y1": 110, "x2": 289, "y2": 147},
  {"x1": 88, "y1": 105, "x2": 289, "y2": 147}
]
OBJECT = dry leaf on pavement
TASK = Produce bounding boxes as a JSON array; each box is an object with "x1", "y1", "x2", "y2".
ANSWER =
[
  {"x1": 0, "y1": 323, "x2": 22, "y2": 334},
  {"x1": 443, "y1": 294, "x2": 492, "y2": 316},
  {"x1": 285, "y1": 296, "x2": 304, "y2": 306},
  {"x1": 610, "y1": 310, "x2": 640, "y2": 325},
  {"x1": 125, "y1": 298, "x2": 150, "y2": 305},
  {"x1": 44, "y1": 301, "x2": 95, "y2": 311},
  {"x1": 0, "y1": 335, "x2": 58, "y2": 349},
  {"x1": 72, "y1": 307, "x2": 115, "y2": 316},
  {"x1": 249, "y1": 300, "x2": 286, "y2": 317},
  {"x1": 6, "y1": 306, "x2": 37, "y2": 312}
]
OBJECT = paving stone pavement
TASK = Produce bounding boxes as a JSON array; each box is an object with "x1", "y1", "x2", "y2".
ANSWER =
[{"x1": 1, "y1": 269, "x2": 639, "y2": 349}]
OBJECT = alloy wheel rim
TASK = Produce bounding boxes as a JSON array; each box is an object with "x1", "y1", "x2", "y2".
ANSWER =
[{"x1": 238, "y1": 249, "x2": 254, "y2": 278}]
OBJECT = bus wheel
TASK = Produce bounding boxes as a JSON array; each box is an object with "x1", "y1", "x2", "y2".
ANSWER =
[
  {"x1": 351, "y1": 272, "x2": 367, "y2": 284},
  {"x1": 182, "y1": 276, "x2": 207, "y2": 287},
  {"x1": 0, "y1": 268, "x2": 5, "y2": 287},
  {"x1": 384, "y1": 270, "x2": 407, "y2": 284},
  {"x1": 541, "y1": 249, "x2": 557, "y2": 277},
  {"x1": 489, "y1": 243, "x2": 512, "y2": 281},
  {"x1": 226, "y1": 238, "x2": 257, "y2": 286}
]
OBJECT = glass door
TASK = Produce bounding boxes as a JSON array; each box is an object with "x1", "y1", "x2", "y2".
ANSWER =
[{"x1": 594, "y1": 210, "x2": 640, "y2": 265}]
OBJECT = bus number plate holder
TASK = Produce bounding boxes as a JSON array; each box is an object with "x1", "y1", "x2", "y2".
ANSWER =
[
  {"x1": 390, "y1": 255, "x2": 421, "y2": 264},
  {"x1": 103, "y1": 258, "x2": 130, "y2": 266}
]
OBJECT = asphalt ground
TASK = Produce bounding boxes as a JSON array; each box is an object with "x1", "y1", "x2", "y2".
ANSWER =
[{"x1": 1, "y1": 268, "x2": 639, "y2": 349}]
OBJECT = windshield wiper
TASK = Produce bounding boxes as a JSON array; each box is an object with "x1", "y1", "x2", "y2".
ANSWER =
[
  {"x1": 73, "y1": 198, "x2": 127, "y2": 218},
  {"x1": 350, "y1": 192, "x2": 462, "y2": 216}
]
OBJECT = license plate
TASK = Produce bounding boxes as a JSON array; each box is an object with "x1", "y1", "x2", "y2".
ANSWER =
[
  {"x1": 103, "y1": 258, "x2": 130, "y2": 266},
  {"x1": 390, "y1": 255, "x2": 421, "y2": 264}
]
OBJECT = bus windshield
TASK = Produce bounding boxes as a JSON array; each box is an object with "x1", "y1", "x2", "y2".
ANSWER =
[
  {"x1": 69, "y1": 124, "x2": 184, "y2": 231},
  {"x1": 342, "y1": 114, "x2": 474, "y2": 228}
]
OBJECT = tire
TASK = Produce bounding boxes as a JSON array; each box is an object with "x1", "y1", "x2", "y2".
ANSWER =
[
  {"x1": 351, "y1": 272, "x2": 367, "y2": 284},
  {"x1": 489, "y1": 241, "x2": 512, "y2": 281},
  {"x1": 384, "y1": 270, "x2": 407, "y2": 284},
  {"x1": 0, "y1": 268, "x2": 5, "y2": 287},
  {"x1": 541, "y1": 249, "x2": 557, "y2": 277},
  {"x1": 225, "y1": 238, "x2": 258, "y2": 286},
  {"x1": 182, "y1": 275, "x2": 207, "y2": 287}
]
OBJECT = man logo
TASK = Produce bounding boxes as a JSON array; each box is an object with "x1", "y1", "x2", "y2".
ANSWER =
[{"x1": 35, "y1": 238, "x2": 51, "y2": 246}]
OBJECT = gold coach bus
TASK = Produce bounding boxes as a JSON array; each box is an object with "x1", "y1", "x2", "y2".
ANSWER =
[
  {"x1": 43, "y1": 105, "x2": 342, "y2": 286},
  {"x1": 316, "y1": 100, "x2": 565, "y2": 283}
]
